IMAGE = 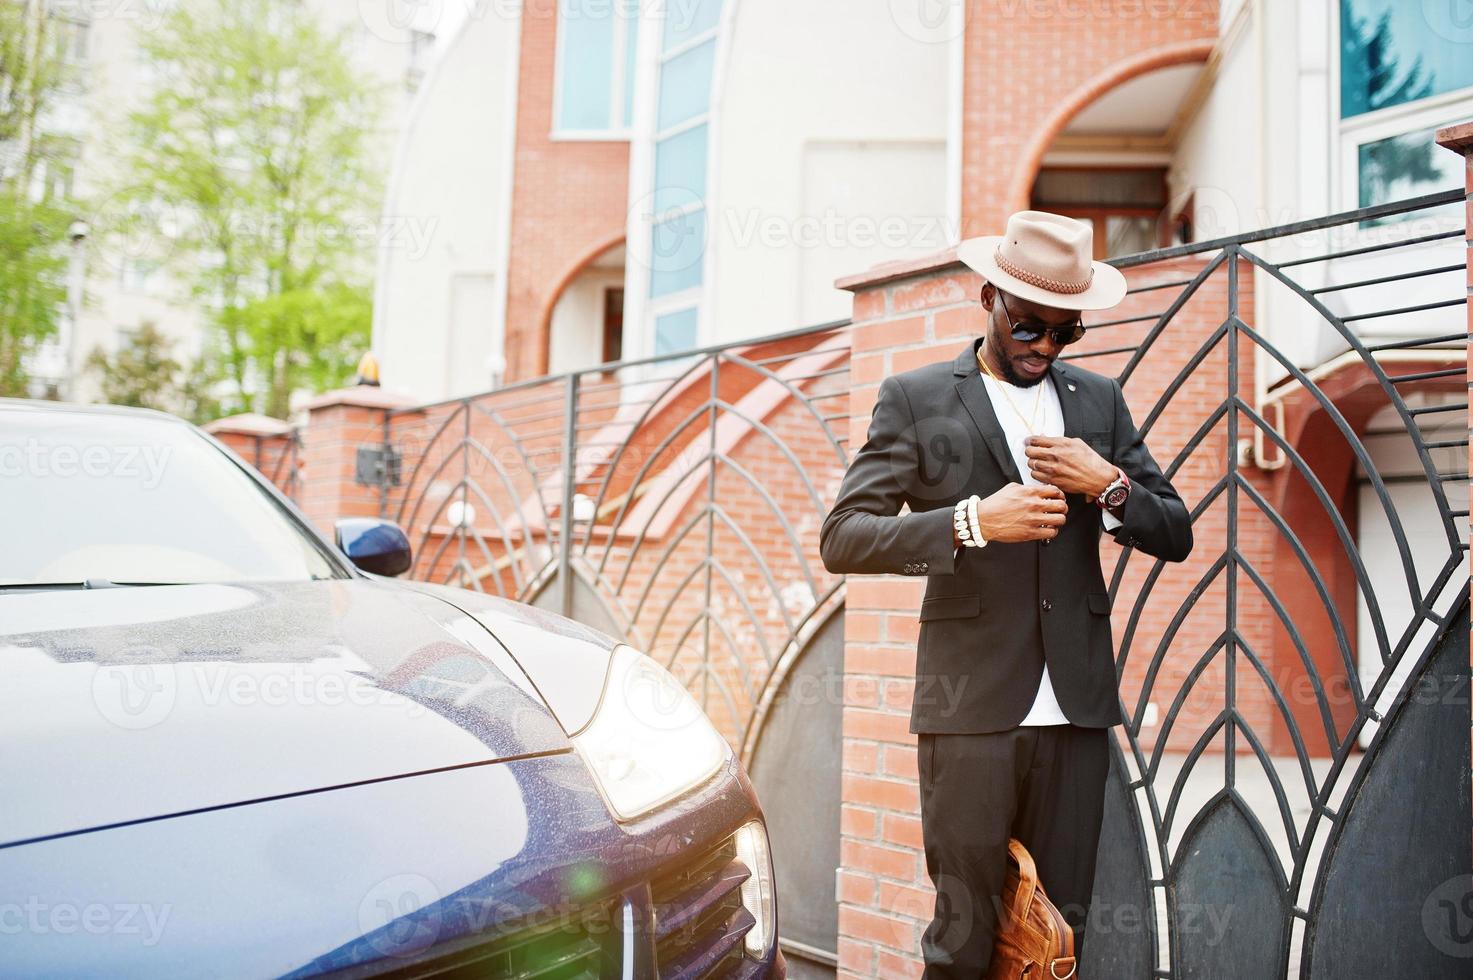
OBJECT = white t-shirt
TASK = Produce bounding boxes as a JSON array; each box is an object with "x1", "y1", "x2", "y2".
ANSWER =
[{"x1": 977, "y1": 371, "x2": 1122, "y2": 726}]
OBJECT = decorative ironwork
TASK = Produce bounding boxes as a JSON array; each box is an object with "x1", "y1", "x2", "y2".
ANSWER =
[
  {"x1": 1073, "y1": 188, "x2": 1469, "y2": 977},
  {"x1": 382, "y1": 323, "x2": 854, "y2": 754},
  {"x1": 375, "y1": 189, "x2": 1468, "y2": 978}
]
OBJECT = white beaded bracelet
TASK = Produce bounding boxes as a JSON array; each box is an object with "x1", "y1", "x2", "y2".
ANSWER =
[
  {"x1": 953, "y1": 498, "x2": 972, "y2": 545},
  {"x1": 967, "y1": 495, "x2": 987, "y2": 548},
  {"x1": 954, "y1": 495, "x2": 987, "y2": 548}
]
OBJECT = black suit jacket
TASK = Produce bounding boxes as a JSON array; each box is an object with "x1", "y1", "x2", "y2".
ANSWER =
[{"x1": 819, "y1": 339, "x2": 1192, "y2": 733}]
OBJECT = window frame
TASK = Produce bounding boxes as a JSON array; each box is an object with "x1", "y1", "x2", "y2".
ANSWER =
[
  {"x1": 550, "y1": 0, "x2": 639, "y2": 142},
  {"x1": 1330, "y1": 0, "x2": 1473, "y2": 226}
]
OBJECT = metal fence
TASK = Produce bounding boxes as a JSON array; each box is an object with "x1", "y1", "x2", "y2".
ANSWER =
[
  {"x1": 1068, "y1": 188, "x2": 1469, "y2": 978},
  {"x1": 358, "y1": 189, "x2": 1468, "y2": 978},
  {"x1": 378, "y1": 324, "x2": 854, "y2": 756}
]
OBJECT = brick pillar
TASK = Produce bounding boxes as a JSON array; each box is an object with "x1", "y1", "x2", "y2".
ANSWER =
[
  {"x1": 834, "y1": 251, "x2": 984, "y2": 977},
  {"x1": 295, "y1": 386, "x2": 419, "y2": 537},
  {"x1": 832, "y1": 245, "x2": 1242, "y2": 976},
  {"x1": 1434, "y1": 121, "x2": 1473, "y2": 849}
]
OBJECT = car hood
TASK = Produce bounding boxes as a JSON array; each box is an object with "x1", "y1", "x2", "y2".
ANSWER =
[{"x1": 0, "y1": 579, "x2": 573, "y2": 846}]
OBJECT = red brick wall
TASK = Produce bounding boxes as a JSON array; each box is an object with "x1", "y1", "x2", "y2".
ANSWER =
[
  {"x1": 960, "y1": 0, "x2": 1219, "y2": 238},
  {"x1": 833, "y1": 248, "x2": 1280, "y2": 973},
  {"x1": 503, "y1": 0, "x2": 631, "y2": 382}
]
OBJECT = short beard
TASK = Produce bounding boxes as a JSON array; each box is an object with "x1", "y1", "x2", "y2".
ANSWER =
[{"x1": 987, "y1": 328, "x2": 1048, "y2": 388}]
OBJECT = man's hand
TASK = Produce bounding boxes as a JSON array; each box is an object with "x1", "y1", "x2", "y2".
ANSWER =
[
  {"x1": 955, "y1": 484, "x2": 1068, "y2": 544},
  {"x1": 1024, "y1": 435, "x2": 1116, "y2": 497}
]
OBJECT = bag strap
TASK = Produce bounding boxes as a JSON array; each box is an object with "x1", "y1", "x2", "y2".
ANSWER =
[{"x1": 1007, "y1": 838, "x2": 1040, "y2": 926}]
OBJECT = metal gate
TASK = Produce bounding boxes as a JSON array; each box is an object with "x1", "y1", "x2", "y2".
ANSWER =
[
  {"x1": 1071, "y1": 188, "x2": 1470, "y2": 978},
  {"x1": 379, "y1": 325, "x2": 855, "y2": 972},
  {"x1": 370, "y1": 190, "x2": 1469, "y2": 977}
]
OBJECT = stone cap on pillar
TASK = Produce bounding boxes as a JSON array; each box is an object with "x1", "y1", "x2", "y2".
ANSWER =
[
  {"x1": 202, "y1": 413, "x2": 295, "y2": 438},
  {"x1": 835, "y1": 247, "x2": 963, "y2": 293},
  {"x1": 1435, "y1": 121, "x2": 1473, "y2": 154},
  {"x1": 299, "y1": 384, "x2": 422, "y2": 415}
]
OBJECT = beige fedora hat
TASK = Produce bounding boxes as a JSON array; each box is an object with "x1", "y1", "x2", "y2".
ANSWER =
[{"x1": 957, "y1": 210, "x2": 1128, "y2": 311}]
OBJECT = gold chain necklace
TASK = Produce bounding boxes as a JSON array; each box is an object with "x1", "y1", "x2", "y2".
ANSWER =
[{"x1": 977, "y1": 344, "x2": 1044, "y2": 435}]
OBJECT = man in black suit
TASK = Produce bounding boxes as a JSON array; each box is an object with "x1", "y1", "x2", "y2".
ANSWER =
[{"x1": 820, "y1": 211, "x2": 1193, "y2": 977}]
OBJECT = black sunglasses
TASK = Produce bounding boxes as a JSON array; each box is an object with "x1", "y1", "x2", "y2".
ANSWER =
[{"x1": 998, "y1": 291, "x2": 1086, "y2": 346}]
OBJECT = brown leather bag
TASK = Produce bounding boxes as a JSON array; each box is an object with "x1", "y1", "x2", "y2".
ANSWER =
[{"x1": 984, "y1": 838, "x2": 1078, "y2": 979}]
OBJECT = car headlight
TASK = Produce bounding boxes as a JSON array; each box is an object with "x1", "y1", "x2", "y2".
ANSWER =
[
  {"x1": 734, "y1": 820, "x2": 777, "y2": 957},
  {"x1": 571, "y1": 645, "x2": 730, "y2": 821}
]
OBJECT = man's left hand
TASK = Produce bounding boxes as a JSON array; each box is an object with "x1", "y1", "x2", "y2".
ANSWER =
[{"x1": 1024, "y1": 435, "x2": 1117, "y2": 498}]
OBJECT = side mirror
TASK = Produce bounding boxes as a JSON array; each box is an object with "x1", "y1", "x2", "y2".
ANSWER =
[{"x1": 335, "y1": 518, "x2": 412, "y2": 577}]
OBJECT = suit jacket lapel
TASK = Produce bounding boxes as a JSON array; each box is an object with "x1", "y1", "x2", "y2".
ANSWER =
[
  {"x1": 952, "y1": 341, "x2": 1022, "y2": 485},
  {"x1": 1049, "y1": 360, "x2": 1084, "y2": 441},
  {"x1": 952, "y1": 346, "x2": 1088, "y2": 483}
]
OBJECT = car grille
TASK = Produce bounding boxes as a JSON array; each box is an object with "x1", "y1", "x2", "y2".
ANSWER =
[
  {"x1": 649, "y1": 834, "x2": 758, "y2": 979},
  {"x1": 363, "y1": 903, "x2": 615, "y2": 979}
]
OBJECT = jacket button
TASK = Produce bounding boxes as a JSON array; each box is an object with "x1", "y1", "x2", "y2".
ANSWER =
[
  {"x1": 1041, "y1": 599, "x2": 1052, "y2": 612},
  {"x1": 919, "y1": 562, "x2": 928, "y2": 572},
  {"x1": 1042, "y1": 538, "x2": 1051, "y2": 546}
]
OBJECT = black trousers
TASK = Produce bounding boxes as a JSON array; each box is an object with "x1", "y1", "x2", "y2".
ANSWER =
[{"x1": 917, "y1": 723, "x2": 1111, "y2": 978}]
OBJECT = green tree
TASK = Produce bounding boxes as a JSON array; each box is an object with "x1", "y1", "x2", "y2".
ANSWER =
[
  {"x1": 0, "y1": 0, "x2": 73, "y2": 396},
  {"x1": 85, "y1": 323, "x2": 181, "y2": 410},
  {"x1": 85, "y1": 323, "x2": 226, "y2": 424},
  {"x1": 108, "y1": 0, "x2": 384, "y2": 417}
]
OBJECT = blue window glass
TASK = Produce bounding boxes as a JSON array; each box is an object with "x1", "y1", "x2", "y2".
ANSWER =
[
  {"x1": 1357, "y1": 127, "x2": 1464, "y2": 227},
  {"x1": 654, "y1": 307, "x2": 699, "y2": 356},
  {"x1": 650, "y1": 207, "x2": 707, "y2": 298},
  {"x1": 654, "y1": 124, "x2": 708, "y2": 212},
  {"x1": 622, "y1": 0, "x2": 640, "y2": 125},
  {"x1": 557, "y1": 0, "x2": 616, "y2": 130},
  {"x1": 1340, "y1": 0, "x2": 1473, "y2": 117},
  {"x1": 657, "y1": 39, "x2": 716, "y2": 131},
  {"x1": 663, "y1": 0, "x2": 722, "y2": 52}
]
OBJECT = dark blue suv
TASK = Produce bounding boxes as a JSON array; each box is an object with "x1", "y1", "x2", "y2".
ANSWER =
[{"x1": 0, "y1": 400, "x2": 784, "y2": 978}]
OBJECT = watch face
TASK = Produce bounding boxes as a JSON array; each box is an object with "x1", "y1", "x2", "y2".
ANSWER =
[{"x1": 1104, "y1": 485, "x2": 1130, "y2": 508}]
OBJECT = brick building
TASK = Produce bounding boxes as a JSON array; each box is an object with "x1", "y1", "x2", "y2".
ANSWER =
[{"x1": 219, "y1": 1, "x2": 1473, "y2": 976}]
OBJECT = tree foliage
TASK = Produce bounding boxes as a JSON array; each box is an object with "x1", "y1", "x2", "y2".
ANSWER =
[
  {"x1": 108, "y1": 0, "x2": 384, "y2": 417},
  {"x1": 84, "y1": 322, "x2": 223, "y2": 424},
  {"x1": 0, "y1": 0, "x2": 72, "y2": 396}
]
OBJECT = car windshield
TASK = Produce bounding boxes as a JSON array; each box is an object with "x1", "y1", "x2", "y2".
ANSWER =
[{"x1": 2, "y1": 409, "x2": 342, "y2": 587}]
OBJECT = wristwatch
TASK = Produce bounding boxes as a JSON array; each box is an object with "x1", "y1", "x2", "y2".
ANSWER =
[{"x1": 1096, "y1": 468, "x2": 1130, "y2": 510}]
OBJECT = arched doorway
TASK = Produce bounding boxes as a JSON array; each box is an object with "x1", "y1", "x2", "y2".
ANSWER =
[
  {"x1": 1016, "y1": 46, "x2": 1216, "y2": 258},
  {"x1": 545, "y1": 240, "x2": 628, "y2": 375}
]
